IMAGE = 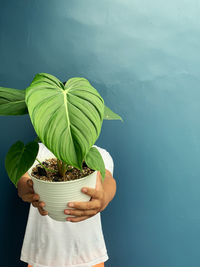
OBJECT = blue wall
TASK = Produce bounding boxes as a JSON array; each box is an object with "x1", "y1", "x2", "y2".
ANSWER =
[{"x1": 1, "y1": 0, "x2": 200, "y2": 266}]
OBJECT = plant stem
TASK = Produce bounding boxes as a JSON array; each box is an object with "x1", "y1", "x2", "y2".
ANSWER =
[
  {"x1": 57, "y1": 159, "x2": 62, "y2": 175},
  {"x1": 36, "y1": 158, "x2": 58, "y2": 173},
  {"x1": 57, "y1": 159, "x2": 68, "y2": 178},
  {"x1": 61, "y1": 162, "x2": 67, "y2": 177}
]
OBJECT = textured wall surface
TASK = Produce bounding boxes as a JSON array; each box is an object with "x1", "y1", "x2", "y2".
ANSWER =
[{"x1": 1, "y1": 0, "x2": 200, "y2": 266}]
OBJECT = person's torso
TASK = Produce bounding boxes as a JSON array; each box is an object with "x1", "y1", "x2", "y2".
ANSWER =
[{"x1": 20, "y1": 143, "x2": 114, "y2": 267}]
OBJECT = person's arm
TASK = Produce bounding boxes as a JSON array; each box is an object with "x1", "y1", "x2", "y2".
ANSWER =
[
  {"x1": 17, "y1": 172, "x2": 48, "y2": 216},
  {"x1": 100, "y1": 169, "x2": 117, "y2": 211}
]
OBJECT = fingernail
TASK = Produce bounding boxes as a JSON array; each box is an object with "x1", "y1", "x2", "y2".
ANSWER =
[
  {"x1": 68, "y1": 203, "x2": 74, "y2": 207},
  {"x1": 33, "y1": 196, "x2": 39, "y2": 201},
  {"x1": 27, "y1": 180, "x2": 32, "y2": 186},
  {"x1": 65, "y1": 210, "x2": 70, "y2": 214},
  {"x1": 82, "y1": 188, "x2": 87, "y2": 193},
  {"x1": 67, "y1": 218, "x2": 71, "y2": 221}
]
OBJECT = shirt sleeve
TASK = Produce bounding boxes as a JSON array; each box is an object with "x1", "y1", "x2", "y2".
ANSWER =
[{"x1": 103, "y1": 150, "x2": 114, "y2": 176}]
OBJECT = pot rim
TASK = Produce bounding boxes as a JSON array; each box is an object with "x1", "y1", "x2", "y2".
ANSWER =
[{"x1": 29, "y1": 170, "x2": 97, "y2": 185}]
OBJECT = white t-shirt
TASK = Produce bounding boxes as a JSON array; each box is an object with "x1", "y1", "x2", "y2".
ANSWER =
[{"x1": 20, "y1": 143, "x2": 114, "y2": 267}]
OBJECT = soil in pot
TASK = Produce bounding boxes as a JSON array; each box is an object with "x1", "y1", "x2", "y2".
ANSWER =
[{"x1": 31, "y1": 158, "x2": 95, "y2": 182}]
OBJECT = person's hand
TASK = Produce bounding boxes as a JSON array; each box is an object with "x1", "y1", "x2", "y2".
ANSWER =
[
  {"x1": 64, "y1": 172, "x2": 106, "y2": 222},
  {"x1": 17, "y1": 176, "x2": 48, "y2": 216}
]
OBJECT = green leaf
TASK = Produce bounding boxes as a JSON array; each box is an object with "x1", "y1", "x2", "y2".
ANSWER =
[
  {"x1": 5, "y1": 141, "x2": 39, "y2": 187},
  {"x1": 104, "y1": 105, "x2": 123, "y2": 121},
  {"x1": 85, "y1": 147, "x2": 106, "y2": 180},
  {"x1": 25, "y1": 73, "x2": 104, "y2": 169},
  {"x1": 0, "y1": 87, "x2": 28, "y2": 115},
  {"x1": 34, "y1": 136, "x2": 41, "y2": 143}
]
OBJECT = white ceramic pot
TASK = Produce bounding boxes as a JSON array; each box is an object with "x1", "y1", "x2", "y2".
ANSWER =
[{"x1": 28, "y1": 156, "x2": 97, "y2": 222}]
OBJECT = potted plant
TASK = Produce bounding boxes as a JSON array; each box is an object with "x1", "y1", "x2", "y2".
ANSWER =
[{"x1": 0, "y1": 73, "x2": 122, "y2": 221}]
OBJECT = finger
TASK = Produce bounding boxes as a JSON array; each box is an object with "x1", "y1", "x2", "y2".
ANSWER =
[
  {"x1": 38, "y1": 201, "x2": 46, "y2": 208},
  {"x1": 22, "y1": 193, "x2": 39, "y2": 203},
  {"x1": 27, "y1": 179, "x2": 33, "y2": 188},
  {"x1": 81, "y1": 187, "x2": 103, "y2": 200},
  {"x1": 38, "y1": 206, "x2": 48, "y2": 216},
  {"x1": 67, "y1": 199, "x2": 101, "y2": 210},
  {"x1": 27, "y1": 180, "x2": 34, "y2": 194},
  {"x1": 66, "y1": 216, "x2": 90, "y2": 223},
  {"x1": 32, "y1": 200, "x2": 39, "y2": 207},
  {"x1": 64, "y1": 208, "x2": 98, "y2": 217},
  {"x1": 32, "y1": 200, "x2": 45, "y2": 208},
  {"x1": 26, "y1": 180, "x2": 34, "y2": 194},
  {"x1": 33, "y1": 194, "x2": 40, "y2": 201}
]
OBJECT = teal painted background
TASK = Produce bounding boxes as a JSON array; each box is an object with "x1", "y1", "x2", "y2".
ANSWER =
[{"x1": 1, "y1": 0, "x2": 200, "y2": 266}]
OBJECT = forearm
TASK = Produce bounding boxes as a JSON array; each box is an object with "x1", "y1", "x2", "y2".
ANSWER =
[{"x1": 101, "y1": 170, "x2": 117, "y2": 211}]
